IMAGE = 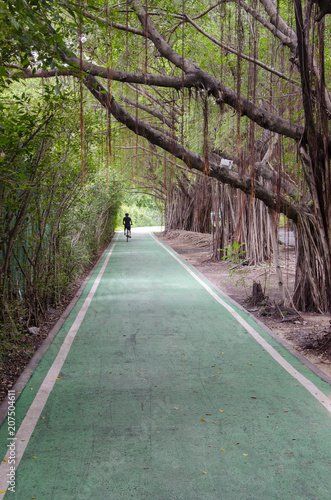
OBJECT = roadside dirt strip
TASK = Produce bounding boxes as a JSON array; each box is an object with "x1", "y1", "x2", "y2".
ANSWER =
[{"x1": 1, "y1": 229, "x2": 331, "y2": 499}]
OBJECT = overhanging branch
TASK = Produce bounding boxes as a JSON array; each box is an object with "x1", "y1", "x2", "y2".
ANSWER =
[{"x1": 83, "y1": 72, "x2": 301, "y2": 223}]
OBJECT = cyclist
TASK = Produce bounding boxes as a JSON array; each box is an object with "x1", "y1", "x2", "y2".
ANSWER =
[{"x1": 123, "y1": 212, "x2": 132, "y2": 238}]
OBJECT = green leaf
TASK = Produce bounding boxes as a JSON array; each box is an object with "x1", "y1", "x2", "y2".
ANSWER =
[{"x1": 9, "y1": 15, "x2": 19, "y2": 29}]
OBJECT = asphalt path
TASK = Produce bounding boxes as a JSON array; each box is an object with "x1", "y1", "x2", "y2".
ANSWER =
[{"x1": 0, "y1": 229, "x2": 330, "y2": 499}]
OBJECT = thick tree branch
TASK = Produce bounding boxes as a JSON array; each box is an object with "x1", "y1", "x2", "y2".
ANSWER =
[
  {"x1": 127, "y1": 1, "x2": 304, "y2": 140},
  {"x1": 25, "y1": 47, "x2": 301, "y2": 142},
  {"x1": 259, "y1": 0, "x2": 297, "y2": 40},
  {"x1": 83, "y1": 73, "x2": 301, "y2": 223},
  {"x1": 9, "y1": 2, "x2": 330, "y2": 153}
]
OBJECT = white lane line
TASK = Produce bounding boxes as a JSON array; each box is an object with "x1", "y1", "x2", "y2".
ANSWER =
[
  {"x1": 0, "y1": 234, "x2": 119, "y2": 497},
  {"x1": 152, "y1": 233, "x2": 331, "y2": 414}
]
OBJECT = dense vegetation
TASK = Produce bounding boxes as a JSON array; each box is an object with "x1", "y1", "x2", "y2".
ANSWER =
[{"x1": 0, "y1": 78, "x2": 122, "y2": 349}]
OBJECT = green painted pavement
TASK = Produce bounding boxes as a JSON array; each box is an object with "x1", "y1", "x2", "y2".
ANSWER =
[{"x1": 1, "y1": 230, "x2": 331, "y2": 499}]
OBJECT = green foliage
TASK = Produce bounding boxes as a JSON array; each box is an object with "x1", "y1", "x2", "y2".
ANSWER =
[
  {"x1": 0, "y1": 79, "x2": 122, "y2": 349},
  {"x1": 0, "y1": 0, "x2": 81, "y2": 88},
  {"x1": 62, "y1": 175, "x2": 121, "y2": 272},
  {"x1": 221, "y1": 241, "x2": 246, "y2": 263},
  {"x1": 119, "y1": 193, "x2": 162, "y2": 228},
  {"x1": 220, "y1": 242, "x2": 249, "y2": 291}
]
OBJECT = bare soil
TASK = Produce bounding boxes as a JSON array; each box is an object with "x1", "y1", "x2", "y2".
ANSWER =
[{"x1": 158, "y1": 229, "x2": 331, "y2": 380}]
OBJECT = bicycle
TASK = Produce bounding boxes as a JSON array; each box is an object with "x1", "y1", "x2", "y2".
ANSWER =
[{"x1": 124, "y1": 226, "x2": 132, "y2": 241}]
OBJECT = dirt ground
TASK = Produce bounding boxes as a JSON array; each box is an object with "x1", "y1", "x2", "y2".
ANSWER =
[{"x1": 158, "y1": 229, "x2": 331, "y2": 380}]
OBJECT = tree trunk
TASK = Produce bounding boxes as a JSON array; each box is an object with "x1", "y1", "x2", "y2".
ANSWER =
[{"x1": 292, "y1": 0, "x2": 331, "y2": 311}]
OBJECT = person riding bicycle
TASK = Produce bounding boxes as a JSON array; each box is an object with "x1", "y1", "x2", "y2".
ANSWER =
[{"x1": 123, "y1": 213, "x2": 132, "y2": 238}]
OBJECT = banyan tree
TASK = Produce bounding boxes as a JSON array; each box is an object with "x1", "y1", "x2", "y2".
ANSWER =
[{"x1": 2, "y1": 0, "x2": 331, "y2": 312}]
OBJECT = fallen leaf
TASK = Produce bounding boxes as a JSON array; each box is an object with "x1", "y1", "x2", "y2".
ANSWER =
[
  {"x1": 201, "y1": 418, "x2": 206, "y2": 422},
  {"x1": 286, "y1": 451, "x2": 293, "y2": 454},
  {"x1": 202, "y1": 471, "x2": 207, "y2": 474},
  {"x1": 173, "y1": 407, "x2": 180, "y2": 410},
  {"x1": 243, "y1": 454, "x2": 248, "y2": 456},
  {"x1": 219, "y1": 409, "x2": 224, "y2": 413}
]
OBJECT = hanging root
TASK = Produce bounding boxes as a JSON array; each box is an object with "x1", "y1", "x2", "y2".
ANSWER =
[{"x1": 292, "y1": 213, "x2": 330, "y2": 313}]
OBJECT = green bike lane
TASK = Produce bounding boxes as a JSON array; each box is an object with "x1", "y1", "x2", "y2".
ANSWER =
[{"x1": 1, "y1": 230, "x2": 331, "y2": 499}]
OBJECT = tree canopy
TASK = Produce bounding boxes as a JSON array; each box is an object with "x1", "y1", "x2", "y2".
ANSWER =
[{"x1": 1, "y1": 0, "x2": 331, "y2": 311}]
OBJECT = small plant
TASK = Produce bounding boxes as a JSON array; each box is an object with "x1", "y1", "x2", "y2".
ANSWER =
[
  {"x1": 221, "y1": 242, "x2": 246, "y2": 264},
  {"x1": 220, "y1": 242, "x2": 249, "y2": 292}
]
